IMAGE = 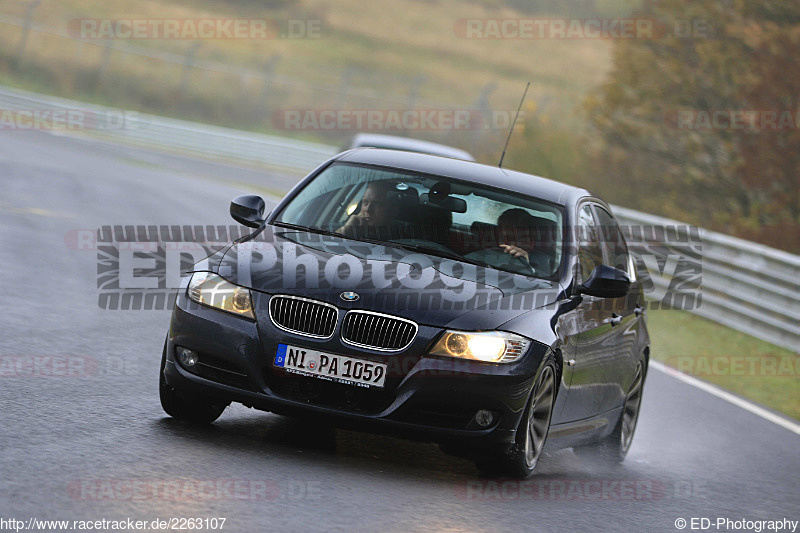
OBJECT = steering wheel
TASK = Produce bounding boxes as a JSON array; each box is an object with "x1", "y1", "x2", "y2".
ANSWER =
[{"x1": 464, "y1": 246, "x2": 535, "y2": 275}]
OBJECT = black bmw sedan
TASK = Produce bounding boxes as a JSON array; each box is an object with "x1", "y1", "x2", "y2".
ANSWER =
[{"x1": 159, "y1": 148, "x2": 649, "y2": 478}]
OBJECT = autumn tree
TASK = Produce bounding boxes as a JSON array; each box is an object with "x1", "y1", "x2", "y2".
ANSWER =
[{"x1": 586, "y1": 0, "x2": 800, "y2": 251}]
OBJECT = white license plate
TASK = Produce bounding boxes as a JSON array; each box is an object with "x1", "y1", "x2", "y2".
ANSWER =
[{"x1": 274, "y1": 344, "x2": 387, "y2": 388}]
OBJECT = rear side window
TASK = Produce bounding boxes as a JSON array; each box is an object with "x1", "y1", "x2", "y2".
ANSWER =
[
  {"x1": 593, "y1": 206, "x2": 630, "y2": 274},
  {"x1": 576, "y1": 205, "x2": 603, "y2": 284}
]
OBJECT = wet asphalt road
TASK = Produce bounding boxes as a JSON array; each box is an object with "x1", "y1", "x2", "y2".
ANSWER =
[{"x1": 0, "y1": 130, "x2": 798, "y2": 533}]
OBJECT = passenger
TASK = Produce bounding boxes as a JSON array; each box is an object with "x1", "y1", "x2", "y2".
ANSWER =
[
  {"x1": 497, "y1": 208, "x2": 559, "y2": 275},
  {"x1": 497, "y1": 208, "x2": 536, "y2": 263}
]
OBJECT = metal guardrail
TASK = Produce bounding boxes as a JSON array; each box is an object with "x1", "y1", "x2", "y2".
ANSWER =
[
  {"x1": 0, "y1": 85, "x2": 337, "y2": 173},
  {"x1": 613, "y1": 207, "x2": 800, "y2": 353},
  {"x1": 2, "y1": 85, "x2": 798, "y2": 353}
]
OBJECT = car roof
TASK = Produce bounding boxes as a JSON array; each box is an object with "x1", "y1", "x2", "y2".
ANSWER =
[
  {"x1": 348, "y1": 133, "x2": 475, "y2": 161},
  {"x1": 336, "y1": 148, "x2": 591, "y2": 207}
]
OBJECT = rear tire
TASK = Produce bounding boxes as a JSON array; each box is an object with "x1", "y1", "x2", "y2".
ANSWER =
[
  {"x1": 475, "y1": 354, "x2": 557, "y2": 478},
  {"x1": 159, "y1": 340, "x2": 228, "y2": 424}
]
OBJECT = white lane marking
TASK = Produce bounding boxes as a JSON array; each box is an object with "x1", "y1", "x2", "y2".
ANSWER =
[{"x1": 651, "y1": 360, "x2": 800, "y2": 435}]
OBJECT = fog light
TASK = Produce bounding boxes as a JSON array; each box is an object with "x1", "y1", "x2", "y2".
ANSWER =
[
  {"x1": 177, "y1": 347, "x2": 199, "y2": 368},
  {"x1": 474, "y1": 410, "x2": 494, "y2": 428}
]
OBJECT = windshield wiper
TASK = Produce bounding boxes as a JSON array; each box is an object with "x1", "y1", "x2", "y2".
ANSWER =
[
  {"x1": 272, "y1": 222, "x2": 347, "y2": 239},
  {"x1": 273, "y1": 222, "x2": 410, "y2": 253},
  {"x1": 384, "y1": 241, "x2": 493, "y2": 269}
]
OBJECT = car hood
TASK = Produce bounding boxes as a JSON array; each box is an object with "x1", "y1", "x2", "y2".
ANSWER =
[{"x1": 199, "y1": 226, "x2": 562, "y2": 328}]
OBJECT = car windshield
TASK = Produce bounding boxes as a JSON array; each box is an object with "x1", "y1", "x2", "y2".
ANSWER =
[{"x1": 274, "y1": 163, "x2": 564, "y2": 280}]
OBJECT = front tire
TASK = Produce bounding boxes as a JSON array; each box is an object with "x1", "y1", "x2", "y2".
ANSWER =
[
  {"x1": 476, "y1": 355, "x2": 557, "y2": 478},
  {"x1": 159, "y1": 340, "x2": 228, "y2": 424},
  {"x1": 575, "y1": 359, "x2": 646, "y2": 463}
]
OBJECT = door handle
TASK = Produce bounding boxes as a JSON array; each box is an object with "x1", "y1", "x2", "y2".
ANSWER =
[{"x1": 604, "y1": 313, "x2": 623, "y2": 326}]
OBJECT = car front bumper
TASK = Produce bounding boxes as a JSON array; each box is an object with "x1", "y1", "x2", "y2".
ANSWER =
[{"x1": 163, "y1": 291, "x2": 549, "y2": 447}]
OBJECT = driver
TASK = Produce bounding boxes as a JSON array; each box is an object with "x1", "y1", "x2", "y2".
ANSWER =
[{"x1": 337, "y1": 181, "x2": 399, "y2": 236}]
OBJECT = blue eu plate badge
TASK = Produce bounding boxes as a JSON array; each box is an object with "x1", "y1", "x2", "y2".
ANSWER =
[{"x1": 274, "y1": 344, "x2": 287, "y2": 367}]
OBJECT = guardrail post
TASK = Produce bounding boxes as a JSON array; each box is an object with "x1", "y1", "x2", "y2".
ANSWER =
[
  {"x1": 260, "y1": 54, "x2": 281, "y2": 97},
  {"x1": 333, "y1": 67, "x2": 355, "y2": 110},
  {"x1": 179, "y1": 42, "x2": 203, "y2": 94},
  {"x1": 406, "y1": 74, "x2": 426, "y2": 110},
  {"x1": 258, "y1": 54, "x2": 281, "y2": 121},
  {"x1": 470, "y1": 81, "x2": 496, "y2": 149},
  {"x1": 97, "y1": 39, "x2": 113, "y2": 87},
  {"x1": 14, "y1": 0, "x2": 43, "y2": 68}
]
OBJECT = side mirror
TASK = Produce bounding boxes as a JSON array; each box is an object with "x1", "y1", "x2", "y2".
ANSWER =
[
  {"x1": 579, "y1": 265, "x2": 631, "y2": 298},
  {"x1": 230, "y1": 195, "x2": 266, "y2": 228}
]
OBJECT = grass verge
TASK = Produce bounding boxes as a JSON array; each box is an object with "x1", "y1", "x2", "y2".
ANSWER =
[{"x1": 647, "y1": 309, "x2": 799, "y2": 421}]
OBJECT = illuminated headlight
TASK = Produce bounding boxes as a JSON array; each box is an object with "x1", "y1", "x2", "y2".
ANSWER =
[
  {"x1": 428, "y1": 330, "x2": 530, "y2": 363},
  {"x1": 187, "y1": 272, "x2": 254, "y2": 319}
]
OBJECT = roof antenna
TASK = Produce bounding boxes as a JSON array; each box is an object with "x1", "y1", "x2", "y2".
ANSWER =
[{"x1": 498, "y1": 81, "x2": 530, "y2": 168}]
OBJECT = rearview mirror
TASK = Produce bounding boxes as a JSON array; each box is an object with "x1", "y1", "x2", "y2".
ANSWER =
[
  {"x1": 419, "y1": 193, "x2": 467, "y2": 213},
  {"x1": 579, "y1": 265, "x2": 631, "y2": 298},
  {"x1": 230, "y1": 195, "x2": 266, "y2": 228}
]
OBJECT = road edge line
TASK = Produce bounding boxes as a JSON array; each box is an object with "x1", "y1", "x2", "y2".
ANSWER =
[{"x1": 650, "y1": 360, "x2": 800, "y2": 435}]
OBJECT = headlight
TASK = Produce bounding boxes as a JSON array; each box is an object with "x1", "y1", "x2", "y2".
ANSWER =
[
  {"x1": 428, "y1": 330, "x2": 531, "y2": 363},
  {"x1": 187, "y1": 272, "x2": 254, "y2": 319}
]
